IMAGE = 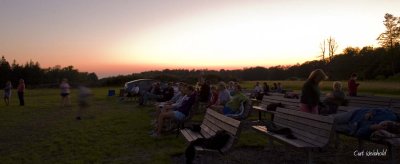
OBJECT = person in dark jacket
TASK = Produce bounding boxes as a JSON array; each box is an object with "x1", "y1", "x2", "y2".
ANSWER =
[
  {"x1": 300, "y1": 69, "x2": 328, "y2": 114},
  {"x1": 162, "y1": 82, "x2": 174, "y2": 101},
  {"x1": 17, "y1": 79, "x2": 25, "y2": 106},
  {"x1": 263, "y1": 82, "x2": 270, "y2": 95},
  {"x1": 199, "y1": 80, "x2": 210, "y2": 103},
  {"x1": 348, "y1": 73, "x2": 360, "y2": 96}
]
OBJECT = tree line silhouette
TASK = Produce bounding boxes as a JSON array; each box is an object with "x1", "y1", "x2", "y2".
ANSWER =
[
  {"x1": 1, "y1": 13, "x2": 399, "y2": 87},
  {"x1": 0, "y1": 57, "x2": 98, "y2": 88},
  {"x1": 101, "y1": 13, "x2": 400, "y2": 85}
]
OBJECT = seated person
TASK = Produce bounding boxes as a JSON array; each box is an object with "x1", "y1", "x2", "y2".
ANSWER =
[
  {"x1": 333, "y1": 108, "x2": 399, "y2": 139},
  {"x1": 199, "y1": 80, "x2": 211, "y2": 103},
  {"x1": 263, "y1": 82, "x2": 270, "y2": 95},
  {"x1": 276, "y1": 82, "x2": 283, "y2": 93},
  {"x1": 206, "y1": 86, "x2": 219, "y2": 108},
  {"x1": 211, "y1": 84, "x2": 249, "y2": 115},
  {"x1": 154, "y1": 85, "x2": 186, "y2": 117},
  {"x1": 125, "y1": 84, "x2": 139, "y2": 99},
  {"x1": 321, "y1": 81, "x2": 347, "y2": 114},
  {"x1": 151, "y1": 85, "x2": 197, "y2": 137},
  {"x1": 161, "y1": 82, "x2": 174, "y2": 102},
  {"x1": 252, "y1": 82, "x2": 263, "y2": 100},
  {"x1": 216, "y1": 82, "x2": 231, "y2": 106},
  {"x1": 141, "y1": 82, "x2": 163, "y2": 105}
]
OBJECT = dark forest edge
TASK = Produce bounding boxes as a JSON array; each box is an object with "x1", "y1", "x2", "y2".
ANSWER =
[{"x1": 1, "y1": 13, "x2": 399, "y2": 87}]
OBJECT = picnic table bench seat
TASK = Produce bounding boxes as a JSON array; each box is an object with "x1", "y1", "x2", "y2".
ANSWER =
[
  {"x1": 252, "y1": 107, "x2": 335, "y2": 164},
  {"x1": 180, "y1": 109, "x2": 242, "y2": 156}
]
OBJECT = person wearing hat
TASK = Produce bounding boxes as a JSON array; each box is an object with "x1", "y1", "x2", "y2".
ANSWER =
[{"x1": 300, "y1": 69, "x2": 328, "y2": 114}]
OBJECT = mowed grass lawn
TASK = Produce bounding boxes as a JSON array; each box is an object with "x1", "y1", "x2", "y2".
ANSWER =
[
  {"x1": 0, "y1": 88, "x2": 267, "y2": 164},
  {"x1": 241, "y1": 81, "x2": 400, "y2": 97},
  {"x1": 1, "y1": 82, "x2": 398, "y2": 163}
]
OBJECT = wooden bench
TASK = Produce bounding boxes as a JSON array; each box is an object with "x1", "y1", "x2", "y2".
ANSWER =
[
  {"x1": 347, "y1": 96, "x2": 392, "y2": 108},
  {"x1": 180, "y1": 109, "x2": 242, "y2": 158},
  {"x1": 253, "y1": 94, "x2": 386, "y2": 120},
  {"x1": 252, "y1": 107, "x2": 335, "y2": 164}
]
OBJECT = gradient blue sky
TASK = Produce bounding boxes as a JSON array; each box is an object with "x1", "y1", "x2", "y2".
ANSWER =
[{"x1": 1, "y1": 0, "x2": 399, "y2": 77}]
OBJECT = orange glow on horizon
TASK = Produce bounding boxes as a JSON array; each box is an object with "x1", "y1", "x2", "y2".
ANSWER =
[{"x1": 1, "y1": 0, "x2": 399, "y2": 78}]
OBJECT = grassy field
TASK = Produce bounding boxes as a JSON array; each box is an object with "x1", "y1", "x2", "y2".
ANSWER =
[
  {"x1": 241, "y1": 80, "x2": 400, "y2": 97},
  {"x1": 0, "y1": 88, "x2": 268, "y2": 164},
  {"x1": 0, "y1": 86, "x2": 397, "y2": 163}
]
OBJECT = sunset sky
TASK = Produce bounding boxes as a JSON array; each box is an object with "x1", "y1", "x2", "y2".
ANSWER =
[{"x1": 1, "y1": 0, "x2": 399, "y2": 78}]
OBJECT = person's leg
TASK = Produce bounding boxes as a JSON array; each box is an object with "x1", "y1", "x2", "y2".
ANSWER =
[
  {"x1": 156, "y1": 111, "x2": 175, "y2": 135},
  {"x1": 311, "y1": 105, "x2": 319, "y2": 114},
  {"x1": 4, "y1": 97, "x2": 9, "y2": 106},
  {"x1": 18, "y1": 92, "x2": 23, "y2": 106},
  {"x1": 61, "y1": 94, "x2": 65, "y2": 106},
  {"x1": 142, "y1": 92, "x2": 150, "y2": 105},
  {"x1": 300, "y1": 103, "x2": 311, "y2": 113},
  {"x1": 77, "y1": 106, "x2": 83, "y2": 120},
  {"x1": 21, "y1": 92, "x2": 25, "y2": 106},
  {"x1": 66, "y1": 95, "x2": 71, "y2": 106},
  {"x1": 331, "y1": 110, "x2": 356, "y2": 133}
]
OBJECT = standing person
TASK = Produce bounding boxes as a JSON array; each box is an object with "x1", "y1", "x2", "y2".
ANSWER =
[
  {"x1": 348, "y1": 73, "x2": 360, "y2": 97},
  {"x1": 300, "y1": 69, "x2": 328, "y2": 114},
  {"x1": 76, "y1": 85, "x2": 92, "y2": 120},
  {"x1": 4, "y1": 81, "x2": 12, "y2": 106},
  {"x1": 60, "y1": 78, "x2": 71, "y2": 107},
  {"x1": 17, "y1": 79, "x2": 25, "y2": 106}
]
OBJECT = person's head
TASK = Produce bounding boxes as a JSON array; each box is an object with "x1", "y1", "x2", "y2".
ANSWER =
[
  {"x1": 229, "y1": 81, "x2": 235, "y2": 87},
  {"x1": 333, "y1": 81, "x2": 342, "y2": 91},
  {"x1": 263, "y1": 82, "x2": 267, "y2": 86},
  {"x1": 308, "y1": 69, "x2": 328, "y2": 83},
  {"x1": 385, "y1": 121, "x2": 400, "y2": 134},
  {"x1": 256, "y1": 82, "x2": 259, "y2": 86},
  {"x1": 217, "y1": 82, "x2": 226, "y2": 91},
  {"x1": 19, "y1": 79, "x2": 24, "y2": 84},
  {"x1": 6, "y1": 81, "x2": 11, "y2": 85},
  {"x1": 178, "y1": 83, "x2": 186, "y2": 92},
  {"x1": 235, "y1": 84, "x2": 242, "y2": 92},
  {"x1": 273, "y1": 83, "x2": 277, "y2": 86},
  {"x1": 211, "y1": 86, "x2": 217, "y2": 92},
  {"x1": 62, "y1": 78, "x2": 68, "y2": 83},
  {"x1": 186, "y1": 85, "x2": 195, "y2": 94},
  {"x1": 351, "y1": 73, "x2": 358, "y2": 80},
  {"x1": 277, "y1": 82, "x2": 281, "y2": 86},
  {"x1": 231, "y1": 84, "x2": 242, "y2": 95}
]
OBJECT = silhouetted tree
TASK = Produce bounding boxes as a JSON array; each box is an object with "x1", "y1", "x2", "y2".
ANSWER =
[{"x1": 327, "y1": 36, "x2": 338, "y2": 61}]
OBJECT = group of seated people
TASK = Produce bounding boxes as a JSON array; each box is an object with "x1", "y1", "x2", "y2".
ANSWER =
[
  {"x1": 140, "y1": 82, "x2": 175, "y2": 105},
  {"x1": 299, "y1": 69, "x2": 400, "y2": 141},
  {"x1": 251, "y1": 81, "x2": 286, "y2": 100},
  {"x1": 150, "y1": 83, "x2": 197, "y2": 137},
  {"x1": 149, "y1": 81, "x2": 250, "y2": 137}
]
